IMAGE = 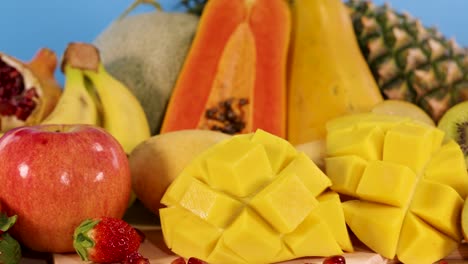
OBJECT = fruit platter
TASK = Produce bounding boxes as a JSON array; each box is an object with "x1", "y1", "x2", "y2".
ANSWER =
[{"x1": 3, "y1": 0, "x2": 468, "y2": 263}]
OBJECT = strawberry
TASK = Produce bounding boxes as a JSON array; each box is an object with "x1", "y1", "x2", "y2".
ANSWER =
[{"x1": 73, "y1": 217, "x2": 142, "y2": 263}]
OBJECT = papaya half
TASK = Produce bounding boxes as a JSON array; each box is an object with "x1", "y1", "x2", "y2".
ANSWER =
[
  {"x1": 287, "y1": 0, "x2": 383, "y2": 145},
  {"x1": 160, "y1": 0, "x2": 290, "y2": 138}
]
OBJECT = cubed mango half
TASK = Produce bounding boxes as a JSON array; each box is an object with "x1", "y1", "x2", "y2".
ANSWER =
[
  {"x1": 160, "y1": 129, "x2": 351, "y2": 263},
  {"x1": 326, "y1": 113, "x2": 467, "y2": 264}
]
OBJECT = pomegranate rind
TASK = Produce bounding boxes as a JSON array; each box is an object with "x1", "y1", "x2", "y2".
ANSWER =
[{"x1": 0, "y1": 49, "x2": 62, "y2": 132}]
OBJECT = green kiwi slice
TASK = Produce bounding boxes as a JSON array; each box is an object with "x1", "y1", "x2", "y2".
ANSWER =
[{"x1": 437, "y1": 101, "x2": 468, "y2": 166}]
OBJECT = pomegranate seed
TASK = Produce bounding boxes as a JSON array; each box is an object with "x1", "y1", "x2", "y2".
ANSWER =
[
  {"x1": 0, "y1": 58, "x2": 39, "y2": 120},
  {"x1": 171, "y1": 257, "x2": 186, "y2": 264},
  {"x1": 323, "y1": 255, "x2": 346, "y2": 264},
  {"x1": 187, "y1": 257, "x2": 207, "y2": 264},
  {"x1": 123, "y1": 252, "x2": 150, "y2": 264}
]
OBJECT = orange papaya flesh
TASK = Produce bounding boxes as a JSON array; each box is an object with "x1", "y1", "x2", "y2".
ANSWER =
[
  {"x1": 198, "y1": 22, "x2": 255, "y2": 133},
  {"x1": 161, "y1": 0, "x2": 290, "y2": 138}
]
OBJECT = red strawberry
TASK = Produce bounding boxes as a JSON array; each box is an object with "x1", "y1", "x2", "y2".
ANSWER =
[{"x1": 73, "y1": 217, "x2": 141, "y2": 263}]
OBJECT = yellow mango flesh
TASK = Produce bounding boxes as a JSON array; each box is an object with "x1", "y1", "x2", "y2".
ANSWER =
[
  {"x1": 160, "y1": 129, "x2": 352, "y2": 263},
  {"x1": 326, "y1": 113, "x2": 468, "y2": 264}
]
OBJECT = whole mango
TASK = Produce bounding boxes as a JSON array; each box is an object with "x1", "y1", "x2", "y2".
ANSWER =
[{"x1": 325, "y1": 113, "x2": 468, "y2": 264}]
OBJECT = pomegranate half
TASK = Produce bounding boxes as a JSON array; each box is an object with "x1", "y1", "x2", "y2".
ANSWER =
[{"x1": 0, "y1": 48, "x2": 62, "y2": 132}]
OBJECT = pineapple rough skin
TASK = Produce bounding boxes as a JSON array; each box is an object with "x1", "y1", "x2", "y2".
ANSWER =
[{"x1": 347, "y1": 0, "x2": 468, "y2": 122}]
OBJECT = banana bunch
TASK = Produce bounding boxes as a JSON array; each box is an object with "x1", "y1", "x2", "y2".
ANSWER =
[{"x1": 42, "y1": 42, "x2": 151, "y2": 154}]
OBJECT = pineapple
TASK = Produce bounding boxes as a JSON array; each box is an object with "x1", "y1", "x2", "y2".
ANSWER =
[{"x1": 347, "y1": 0, "x2": 468, "y2": 121}]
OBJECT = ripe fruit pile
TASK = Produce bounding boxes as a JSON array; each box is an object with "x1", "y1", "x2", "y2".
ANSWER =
[
  {"x1": 325, "y1": 113, "x2": 468, "y2": 263},
  {"x1": 3, "y1": 0, "x2": 468, "y2": 263},
  {"x1": 160, "y1": 130, "x2": 352, "y2": 263}
]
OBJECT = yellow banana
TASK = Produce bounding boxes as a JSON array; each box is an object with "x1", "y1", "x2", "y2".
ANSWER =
[
  {"x1": 41, "y1": 65, "x2": 99, "y2": 126},
  {"x1": 83, "y1": 64, "x2": 151, "y2": 154}
]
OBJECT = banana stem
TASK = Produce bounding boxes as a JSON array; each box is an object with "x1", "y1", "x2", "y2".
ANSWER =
[{"x1": 118, "y1": 0, "x2": 162, "y2": 21}]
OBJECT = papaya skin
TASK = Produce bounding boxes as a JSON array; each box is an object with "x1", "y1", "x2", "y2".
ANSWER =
[
  {"x1": 161, "y1": 0, "x2": 290, "y2": 138},
  {"x1": 287, "y1": 0, "x2": 383, "y2": 145}
]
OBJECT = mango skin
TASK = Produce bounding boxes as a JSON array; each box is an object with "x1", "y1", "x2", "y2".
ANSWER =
[
  {"x1": 325, "y1": 113, "x2": 468, "y2": 264},
  {"x1": 160, "y1": 129, "x2": 352, "y2": 263},
  {"x1": 129, "y1": 129, "x2": 230, "y2": 215}
]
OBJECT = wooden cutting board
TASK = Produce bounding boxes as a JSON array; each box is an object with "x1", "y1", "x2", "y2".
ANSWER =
[
  {"x1": 49, "y1": 201, "x2": 468, "y2": 264},
  {"x1": 53, "y1": 226, "x2": 389, "y2": 264}
]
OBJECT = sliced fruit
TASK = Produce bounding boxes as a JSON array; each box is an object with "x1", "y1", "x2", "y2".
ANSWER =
[
  {"x1": 160, "y1": 129, "x2": 352, "y2": 263},
  {"x1": 437, "y1": 101, "x2": 468, "y2": 166},
  {"x1": 461, "y1": 197, "x2": 468, "y2": 241},
  {"x1": 129, "y1": 129, "x2": 231, "y2": 214},
  {"x1": 325, "y1": 112, "x2": 468, "y2": 264},
  {"x1": 0, "y1": 49, "x2": 61, "y2": 132},
  {"x1": 160, "y1": 0, "x2": 290, "y2": 138}
]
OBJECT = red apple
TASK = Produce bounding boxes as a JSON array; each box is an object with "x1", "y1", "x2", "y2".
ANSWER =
[{"x1": 0, "y1": 124, "x2": 131, "y2": 253}]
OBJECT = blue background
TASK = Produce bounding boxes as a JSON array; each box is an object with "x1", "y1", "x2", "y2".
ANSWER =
[{"x1": 1, "y1": 1, "x2": 468, "y2": 84}]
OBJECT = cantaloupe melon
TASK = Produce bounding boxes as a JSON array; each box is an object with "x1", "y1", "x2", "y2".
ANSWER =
[{"x1": 94, "y1": 11, "x2": 199, "y2": 135}]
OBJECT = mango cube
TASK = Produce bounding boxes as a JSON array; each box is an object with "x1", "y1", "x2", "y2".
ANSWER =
[
  {"x1": 383, "y1": 122, "x2": 437, "y2": 173},
  {"x1": 283, "y1": 211, "x2": 342, "y2": 257},
  {"x1": 250, "y1": 170, "x2": 318, "y2": 233},
  {"x1": 425, "y1": 140, "x2": 468, "y2": 198},
  {"x1": 204, "y1": 136, "x2": 273, "y2": 197},
  {"x1": 160, "y1": 130, "x2": 351, "y2": 263},
  {"x1": 327, "y1": 125, "x2": 384, "y2": 161},
  {"x1": 161, "y1": 207, "x2": 222, "y2": 260},
  {"x1": 315, "y1": 192, "x2": 354, "y2": 252},
  {"x1": 179, "y1": 178, "x2": 244, "y2": 228},
  {"x1": 326, "y1": 155, "x2": 367, "y2": 196},
  {"x1": 207, "y1": 239, "x2": 248, "y2": 264},
  {"x1": 343, "y1": 200, "x2": 405, "y2": 259},
  {"x1": 397, "y1": 213, "x2": 459, "y2": 264},
  {"x1": 356, "y1": 160, "x2": 416, "y2": 207},
  {"x1": 409, "y1": 180, "x2": 463, "y2": 241},
  {"x1": 326, "y1": 113, "x2": 468, "y2": 264},
  {"x1": 222, "y1": 208, "x2": 282, "y2": 263},
  {"x1": 251, "y1": 129, "x2": 297, "y2": 173}
]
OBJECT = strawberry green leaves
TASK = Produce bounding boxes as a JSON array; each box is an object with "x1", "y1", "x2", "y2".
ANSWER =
[{"x1": 0, "y1": 213, "x2": 21, "y2": 264}]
